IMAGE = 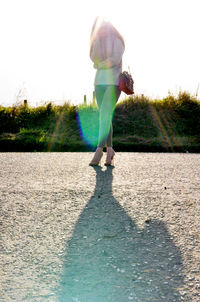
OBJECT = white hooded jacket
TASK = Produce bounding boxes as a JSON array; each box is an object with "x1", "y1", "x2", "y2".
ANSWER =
[{"x1": 90, "y1": 37, "x2": 125, "y2": 86}]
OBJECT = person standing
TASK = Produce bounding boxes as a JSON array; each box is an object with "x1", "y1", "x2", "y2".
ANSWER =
[{"x1": 89, "y1": 17, "x2": 125, "y2": 166}]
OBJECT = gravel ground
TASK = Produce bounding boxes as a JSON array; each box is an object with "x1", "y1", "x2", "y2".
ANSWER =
[{"x1": 0, "y1": 152, "x2": 199, "y2": 302}]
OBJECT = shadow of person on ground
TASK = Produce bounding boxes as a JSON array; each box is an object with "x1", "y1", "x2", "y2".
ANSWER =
[{"x1": 57, "y1": 166, "x2": 184, "y2": 301}]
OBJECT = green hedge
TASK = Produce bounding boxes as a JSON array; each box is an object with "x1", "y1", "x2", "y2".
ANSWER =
[{"x1": 0, "y1": 92, "x2": 199, "y2": 152}]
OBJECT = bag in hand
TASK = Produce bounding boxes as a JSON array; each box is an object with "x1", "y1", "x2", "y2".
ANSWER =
[{"x1": 119, "y1": 71, "x2": 134, "y2": 95}]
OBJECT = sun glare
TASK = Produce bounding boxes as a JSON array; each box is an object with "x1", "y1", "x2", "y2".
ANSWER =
[{"x1": 0, "y1": 0, "x2": 199, "y2": 106}]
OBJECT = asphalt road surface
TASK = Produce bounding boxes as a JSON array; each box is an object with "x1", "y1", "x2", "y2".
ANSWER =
[{"x1": 0, "y1": 152, "x2": 200, "y2": 302}]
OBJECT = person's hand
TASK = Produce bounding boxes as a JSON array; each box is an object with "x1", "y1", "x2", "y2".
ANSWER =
[
  {"x1": 98, "y1": 59, "x2": 111, "y2": 69},
  {"x1": 93, "y1": 62, "x2": 98, "y2": 69}
]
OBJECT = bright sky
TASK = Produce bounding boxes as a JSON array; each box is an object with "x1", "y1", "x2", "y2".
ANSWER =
[{"x1": 0, "y1": 0, "x2": 200, "y2": 106}]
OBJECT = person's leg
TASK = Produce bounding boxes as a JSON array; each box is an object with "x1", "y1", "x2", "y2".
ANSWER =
[
  {"x1": 103, "y1": 86, "x2": 121, "y2": 165},
  {"x1": 96, "y1": 85, "x2": 120, "y2": 148},
  {"x1": 89, "y1": 85, "x2": 105, "y2": 166},
  {"x1": 89, "y1": 85, "x2": 120, "y2": 166},
  {"x1": 105, "y1": 86, "x2": 121, "y2": 147},
  {"x1": 106, "y1": 124, "x2": 113, "y2": 147},
  {"x1": 95, "y1": 85, "x2": 105, "y2": 109},
  {"x1": 95, "y1": 85, "x2": 107, "y2": 148}
]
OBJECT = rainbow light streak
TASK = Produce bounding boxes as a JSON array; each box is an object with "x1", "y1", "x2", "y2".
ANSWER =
[
  {"x1": 149, "y1": 105, "x2": 175, "y2": 151},
  {"x1": 47, "y1": 108, "x2": 65, "y2": 152},
  {"x1": 158, "y1": 107, "x2": 182, "y2": 148}
]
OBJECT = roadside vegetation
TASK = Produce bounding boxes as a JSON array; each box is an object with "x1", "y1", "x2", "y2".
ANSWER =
[{"x1": 0, "y1": 91, "x2": 199, "y2": 152}]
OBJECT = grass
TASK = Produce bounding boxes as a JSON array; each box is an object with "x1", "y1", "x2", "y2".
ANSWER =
[{"x1": 0, "y1": 91, "x2": 199, "y2": 152}]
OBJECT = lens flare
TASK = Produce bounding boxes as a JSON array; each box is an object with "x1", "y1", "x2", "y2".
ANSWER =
[
  {"x1": 148, "y1": 104, "x2": 181, "y2": 151},
  {"x1": 77, "y1": 86, "x2": 117, "y2": 149},
  {"x1": 47, "y1": 106, "x2": 66, "y2": 152},
  {"x1": 77, "y1": 105, "x2": 99, "y2": 149}
]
